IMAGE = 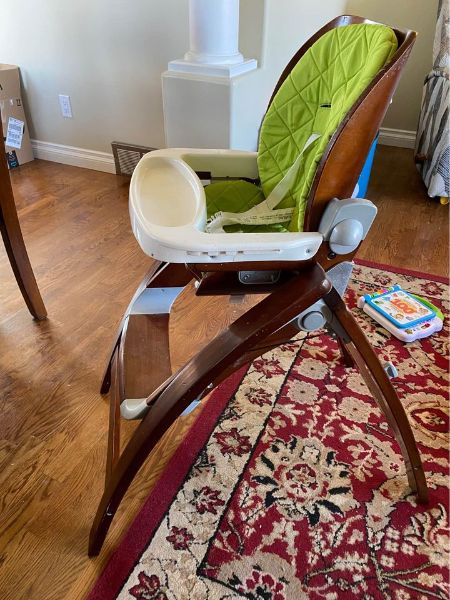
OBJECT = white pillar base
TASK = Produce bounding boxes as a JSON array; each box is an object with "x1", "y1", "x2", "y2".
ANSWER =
[
  {"x1": 162, "y1": 72, "x2": 233, "y2": 149},
  {"x1": 162, "y1": 69, "x2": 263, "y2": 150},
  {"x1": 184, "y1": 50, "x2": 244, "y2": 65},
  {"x1": 168, "y1": 57, "x2": 257, "y2": 78}
]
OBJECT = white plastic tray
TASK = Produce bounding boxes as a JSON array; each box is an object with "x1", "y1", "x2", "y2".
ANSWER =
[{"x1": 129, "y1": 149, "x2": 323, "y2": 263}]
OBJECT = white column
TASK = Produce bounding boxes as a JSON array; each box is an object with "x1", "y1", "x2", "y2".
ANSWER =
[
  {"x1": 184, "y1": 0, "x2": 243, "y2": 65},
  {"x1": 168, "y1": 0, "x2": 257, "y2": 77},
  {"x1": 162, "y1": 0, "x2": 260, "y2": 149}
]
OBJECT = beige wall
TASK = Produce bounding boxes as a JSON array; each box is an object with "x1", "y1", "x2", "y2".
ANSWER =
[
  {"x1": 0, "y1": 1, "x2": 438, "y2": 154},
  {"x1": 0, "y1": 0, "x2": 189, "y2": 153},
  {"x1": 346, "y1": 0, "x2": 438, "y2": 131}
]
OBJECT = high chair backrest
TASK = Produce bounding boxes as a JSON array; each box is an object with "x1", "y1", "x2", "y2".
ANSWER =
[{"x1": 259, "y1": 16, "x2": 416, "y2": 234}]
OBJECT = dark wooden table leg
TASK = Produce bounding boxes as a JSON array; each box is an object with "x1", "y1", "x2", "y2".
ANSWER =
[{"x1": 0, "y1": 120, "x2": 46, "y2": 320}]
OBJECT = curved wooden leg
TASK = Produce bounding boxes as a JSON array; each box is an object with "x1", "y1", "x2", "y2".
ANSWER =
[
  {"x1": 100, "y1": 262, "x2": 193, "y2": 394},
  {"x1": 105, "y1": 351, "x2": 121, "y2": 485},
  {"x1": 100, "y1": 353, "x2": 115, "y2": 396},
  {"x1": 336, "y1": 334, "x2": 356, "y2": 367},
  {"x1": 99, "y1": 286, "x2": 188, "y2": 514},
  {"x1": 324, "y1": 287, "x2": 428, "y2": 503},
  {"x1": 88, "y1": 264, "x2": 331, "y2": 555},
  {"x1": 0, "y1": 144, "x2": 47, "y2": 320},
  {"x1": 1, "y1": 223, "x2": 47, "y2": 320}
]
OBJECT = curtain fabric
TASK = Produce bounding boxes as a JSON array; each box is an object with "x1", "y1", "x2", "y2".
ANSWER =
[{"x1": 415, "y1": 0, "x2": 449, "y2": 199}]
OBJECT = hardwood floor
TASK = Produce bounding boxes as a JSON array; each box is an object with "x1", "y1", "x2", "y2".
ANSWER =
[
  {"x1": 359, "y1": 146, "x2": 449, "y2": 275},
  {"x1": 0, "y1": 147, "x2": 447, "y2": 599}
]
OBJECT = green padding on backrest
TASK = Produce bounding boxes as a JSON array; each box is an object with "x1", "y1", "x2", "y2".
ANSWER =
[{"x1": 257, "y1": 24, "x2": 398, "y2": 232}]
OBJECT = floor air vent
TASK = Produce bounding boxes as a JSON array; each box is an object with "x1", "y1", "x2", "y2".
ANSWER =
[{"x1": 111, "y1": 142, "x2": 156, "y2": 176}]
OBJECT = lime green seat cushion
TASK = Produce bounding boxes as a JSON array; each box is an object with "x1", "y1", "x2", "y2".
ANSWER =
[
  {"x1": 205, "y1": 179, "x2": 289, "y2": 232},
  {"x1": 205, "y1": 24, "x2": 398, "y2": 232}
]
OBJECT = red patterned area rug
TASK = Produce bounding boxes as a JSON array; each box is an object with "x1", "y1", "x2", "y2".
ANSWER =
[{"x1": 88, "y1": 262, "x2": 449, "y2": 600}]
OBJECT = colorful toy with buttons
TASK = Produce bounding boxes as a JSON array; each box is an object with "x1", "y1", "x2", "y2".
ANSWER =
[{"x1": 358, "y1": 284, "x2": 443, "y2": 342}]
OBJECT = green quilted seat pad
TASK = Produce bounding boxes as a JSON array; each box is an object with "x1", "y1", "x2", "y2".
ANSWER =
[
  {"x1": 204, "y1": 24, "x2": 397, "y2": 234},
  {"x1": 205, "y1": 179, "x2": 289, "y2": 232},
  {"x1": 257, "y1": 23, "x2": 398, "y2": 231}
]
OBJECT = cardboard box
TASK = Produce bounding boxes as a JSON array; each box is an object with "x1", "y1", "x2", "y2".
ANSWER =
[{"x1": 0, "y1": 64, "x2": 34, "y2": 168}]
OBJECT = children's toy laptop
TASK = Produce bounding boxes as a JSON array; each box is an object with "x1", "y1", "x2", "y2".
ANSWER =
[
  {"x1": 88, "y1": 16, "x2": 429, "y2": 556},
  {"x1": 358, "y1": 285, "x2": 444, "y2": 342}
]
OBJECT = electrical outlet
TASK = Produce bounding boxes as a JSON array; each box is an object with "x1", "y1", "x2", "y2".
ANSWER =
[{"x1": 58, "y1": 94, "x2": 72, "y2": 118}]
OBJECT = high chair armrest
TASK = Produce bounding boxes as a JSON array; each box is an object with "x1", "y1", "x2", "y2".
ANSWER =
[
  {"x1": 319, "y1": 198, "x2": 378, "y2": 254},
  {"x1": 148, "y1": 148, "x2": 259, "y2": 180},
  {"x1": 130, "y1": 151, "x2": 322, "y2": 264}
]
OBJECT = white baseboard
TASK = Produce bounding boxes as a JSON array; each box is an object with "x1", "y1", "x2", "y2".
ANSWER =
[
  {"x1": 378, "y1": 127, "x2": 416, "y2": 149},
  {"x1": 31, "y1": 139, "x2": 116, "y2": 173},
  {"x1": 31, "y1": 128, "x2": 416, "y2": 174}
]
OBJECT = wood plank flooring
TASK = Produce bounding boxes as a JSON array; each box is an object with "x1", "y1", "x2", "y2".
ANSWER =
[
  {"x1": 358, "y1": 146, "x2": 448, "y2": 275},
  {"x1": 0, "y1": 147, "x2": 447, "y2": 599}
]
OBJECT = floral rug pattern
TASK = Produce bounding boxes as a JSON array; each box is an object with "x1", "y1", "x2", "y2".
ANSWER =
[{"x1": 114, "y1": 265, "x2": 449, "y2": 600}]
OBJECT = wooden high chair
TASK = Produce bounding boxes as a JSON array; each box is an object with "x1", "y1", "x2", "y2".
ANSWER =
[{"x1": 89, "y1": 15, "x2": 428, "y2": 556}]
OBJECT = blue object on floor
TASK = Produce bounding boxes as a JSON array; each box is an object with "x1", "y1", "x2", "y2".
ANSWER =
[{"x1": 354, "y1": 136, "x2": 378, "y2": 198}]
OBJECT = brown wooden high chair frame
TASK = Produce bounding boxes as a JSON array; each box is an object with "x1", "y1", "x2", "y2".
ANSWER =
[{"x1": 89, "y1": 16, "x2": 428, "y2": 557}]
